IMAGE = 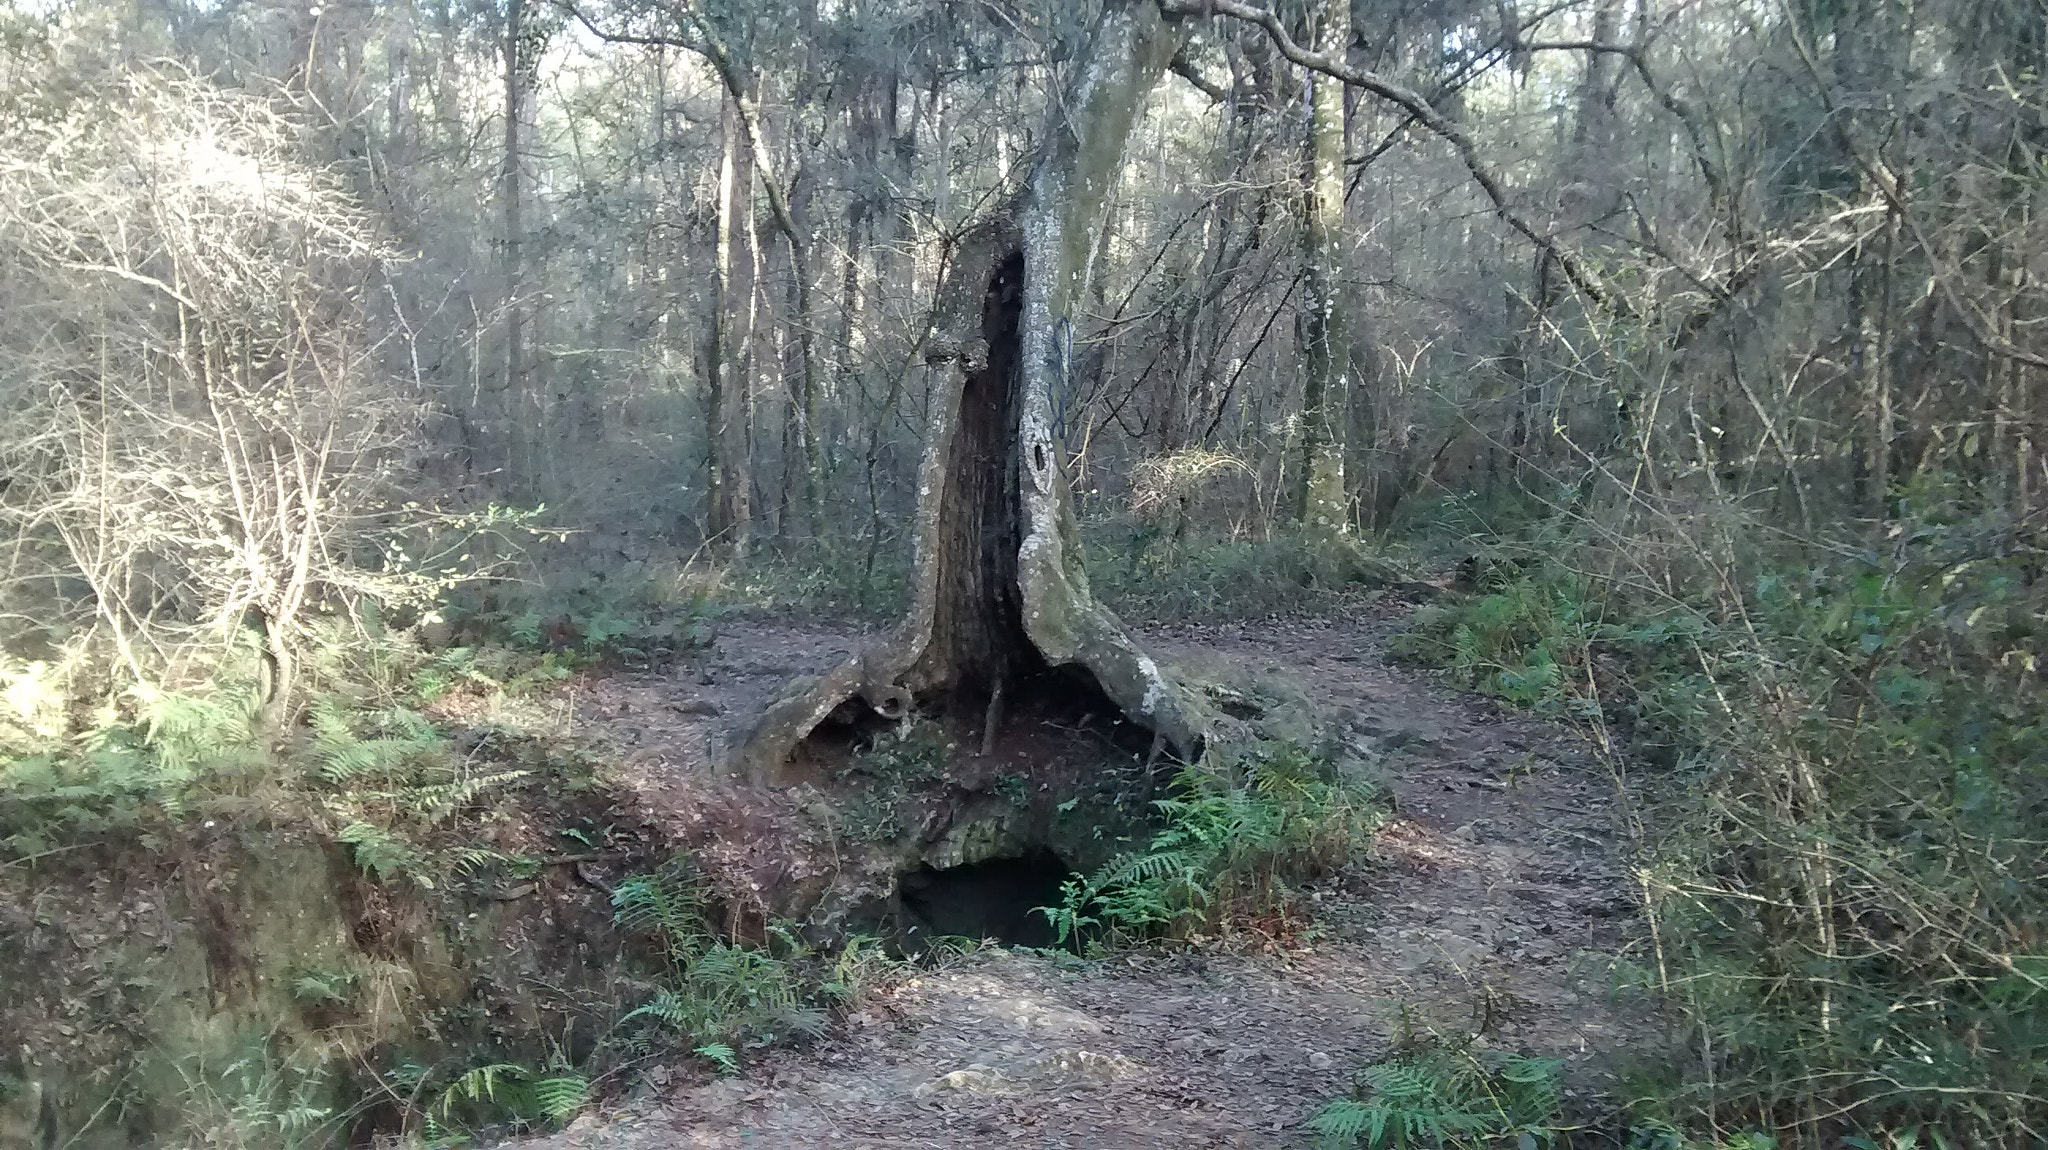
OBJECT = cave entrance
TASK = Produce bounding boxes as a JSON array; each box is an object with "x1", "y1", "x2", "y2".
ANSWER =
[{"x1": 897, "y1": 849, "x2": 1076, "y2": 951}]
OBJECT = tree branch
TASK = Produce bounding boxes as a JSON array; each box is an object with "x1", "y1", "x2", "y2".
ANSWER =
[
  {"x1": 1516, "y1": 38, "x2": 1727, "y2": 214},
  {"x1": 1169, "y1": 46, "x2": 1228, "y2": 102},
  {"x1": 1160, "y1": 0, "x2": 1630, "y2": 317}
]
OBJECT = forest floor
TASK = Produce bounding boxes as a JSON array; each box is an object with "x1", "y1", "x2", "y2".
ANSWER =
[{"x1": 519, "y1": 604, "x2": 1652, "y2": 1149}]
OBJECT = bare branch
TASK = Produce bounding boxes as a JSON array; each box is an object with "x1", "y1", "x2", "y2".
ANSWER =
[{"x1": 1161, "y1": 0, "x2": 1630, "y2": 317}]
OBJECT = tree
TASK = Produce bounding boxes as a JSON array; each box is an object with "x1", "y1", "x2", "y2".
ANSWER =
[
  {"x1": 733, "y1": 0, "x2": 1207, "y2": 783},
  {"x1": 0, "y1": 68, "x2": 440, "y2": 726},
  {"x1": 1293, "y1": 0, "x2": 1350, "y2": 532}
]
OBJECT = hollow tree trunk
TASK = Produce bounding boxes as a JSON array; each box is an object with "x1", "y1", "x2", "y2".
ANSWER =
[{"x1": 734, "y1": 1, "x2": 1205, "y2": 785}]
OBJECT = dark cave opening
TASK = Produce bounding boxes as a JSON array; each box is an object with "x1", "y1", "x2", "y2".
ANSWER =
[{"x1": 896, "y1": 849, "x2": 1077, "y2": 951}]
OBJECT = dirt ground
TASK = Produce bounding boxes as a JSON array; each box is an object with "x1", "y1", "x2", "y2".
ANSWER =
[{"x1": 521, "y1": 606, "x2": 1648, "y2": 1149}]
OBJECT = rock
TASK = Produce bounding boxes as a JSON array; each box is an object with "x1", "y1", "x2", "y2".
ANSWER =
[
  {"x1": 1307, "y1": 1051, "x2": 1334, "y2": 1070},
  {"x1": 1019, "y1": 1048, "x2": 1138, "y2": 1085},
  {"x1": 1222, "y1": 1047, "x2": 1264, "y2": 1065},
  {"x1": 914, "y1": 1065, "x2": 1011, "y2": 1098},
  {"x1": 913, "y1": 1049, "x2": 1137, "y2": 1100}
]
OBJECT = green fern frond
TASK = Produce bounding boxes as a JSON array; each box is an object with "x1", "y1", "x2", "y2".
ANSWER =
[
  {"x1": 1098, "y1": 846, "x2": 1200, "y2": 888},
  {"x1": 612, "y1": 860, "x2": 712, "y2": 962},
  {"x1": 1309, "y1": 1099, "x2": 1377, "y2": 1148},
  {"x1": 530, "y1": 1075, "x2": 588, "y2": 1124},
  {"x1": 1316, "y1": 1044, "x2": 1564, "y2": 1148},
  {"x1": 435, "y1": 1062, "x2": 526, "y2": 1119},
  {"x1": 774, "y1": 1004, "x2": 829, "y2": 1039},
  {"x1": 336, "y1": 821, "x2": 430, "y2": 887},
  {"x1": 693, "y1": 1043, "x2": 739, "y2": 1074}
]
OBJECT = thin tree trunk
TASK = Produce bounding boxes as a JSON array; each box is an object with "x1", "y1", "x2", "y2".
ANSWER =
[
  {"x1": 501, "y1": 0, "x2": 527, "y2": 490},
  {"x1": 705, "y1": 90, "x2": 738, "y2": 544},
  {"x1": 696, "y1": 40, "x2": 821, "y2": 536},
  {"x1": 1293, "y1": 0, "x2": 1349, "y2": 533},
  {"x1": 734, "y1": 120, "x2": 760, "y2": 557}
]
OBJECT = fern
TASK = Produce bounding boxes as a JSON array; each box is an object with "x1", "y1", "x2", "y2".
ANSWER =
[
  {"x1": 612, "y1": 860, "x2": 713, "y2": 967},
  {"x1": 693, "y1": 1043, "x2": 740, "y2": 1075},
  {"x1": 435, "y1": 1063, "x2": 526, "y2": 1119},
  {"x1": 530, "y1": 1074, "x2": 589, "y2": 1124},
  {"x1": 289, "y1": 969, "x2": 355, "y2": 1005},
  {"x1": 613, "y1": 863, "x2": 830, "y2": 1047},
  {"x1": 1040, "y1": 749, "x2": 1380, "y2": 948},
  {"x1": 426, "y1": 1061, "x2": 586, "y2": 1133},
  {"x1": 1311, "y1": 1100, "x2": 1380, "y2": 1148},
  {"x1": 507, "y1": 612, "x2": 546, "y2": 647},
  {"x1": 336, "y1": 821, "x2": 430, "y2": 887},
  {"x1": 408, "y1": 646, "x2": 503, "y2": 704},
  {"x1": 1498, "y1": 1054, "x2": 1564, "y2": 1128},
  {"x1": 307, "y1": 696, "x2": 446, "y2": 784},
  {"x1": 1312, "y1": 1041, "x2": 1565, "y2": 1149},
  {"x1": 375, "y1": 768, "x2": 530, "y2": 824},
  {"x1": 130, "y1": 682, "x2": 261, "y2": 777}
]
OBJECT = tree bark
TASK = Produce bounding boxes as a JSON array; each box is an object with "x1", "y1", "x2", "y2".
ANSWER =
[
  {"x1": 500, "y1": 0, "x2": 527, "y2": 490},
  {"x1": 1293, "y1": 0, "x2": 1350, "y2": 533},
  {"x1": 733, "y1": 1, "x2": 1205, "y2": 785},
  {"x1": 704, "y1": 89, "x2": 739, "y2": 545}
]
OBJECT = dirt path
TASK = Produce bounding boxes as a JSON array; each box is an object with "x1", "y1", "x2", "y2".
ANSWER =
[{"x1": 527, "y1": 609, "x2": 1643, "y2": 1149}]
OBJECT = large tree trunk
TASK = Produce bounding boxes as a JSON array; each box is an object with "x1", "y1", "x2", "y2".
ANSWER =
[{"x1": 733, "y1": 1, "x2": 1205, "y2": 785}]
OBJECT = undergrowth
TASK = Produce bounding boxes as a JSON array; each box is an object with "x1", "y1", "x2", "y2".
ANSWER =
[
  {"x1": 1309, "y1": 1028, "x2": 1566, "y2": 1150},
  {"x1": 1038, "y1": 741, "x2": 1384, "y2": 949},
  {"x1": 1396, "y1": 484, "x2": 2048, "y2": 1145},
  {"x1": 0, "y1": 581, "x2": 654, "y2": 870},
  {"x1": 722, "y1": 533, "x2": 910, "y2": 618},
  {"x1": 1084, "y1": 520, "x2": 1407, "y2": 621},
  {"x1": 830, "y1": 719, "x2": 952, "y2": 842},
  {"x1": 350, "y1": 861, "x2": 900, "y2": 1146},
  {"x1": 608, "y1": 860, "x2": 897, "y2": 1055}
]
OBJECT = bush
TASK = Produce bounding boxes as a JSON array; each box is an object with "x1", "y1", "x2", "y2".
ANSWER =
[
  {"x1": 0, "y1": 64, "x2": 466, "y2": 723},
  {"x1": 1398, "y1": 499, "x2": 2048, "y2": 1145},
  {"x1": 1395, "y1": 564, "x2": 1602, "y2": 712}
]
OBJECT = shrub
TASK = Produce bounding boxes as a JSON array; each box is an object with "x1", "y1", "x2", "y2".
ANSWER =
[
  {"x1": 0, "y1": 64, "x2": 464, "y2": 725},
  {"x1": 1398, "y1": 501, "x2": 2048, "y2": 1145}
]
